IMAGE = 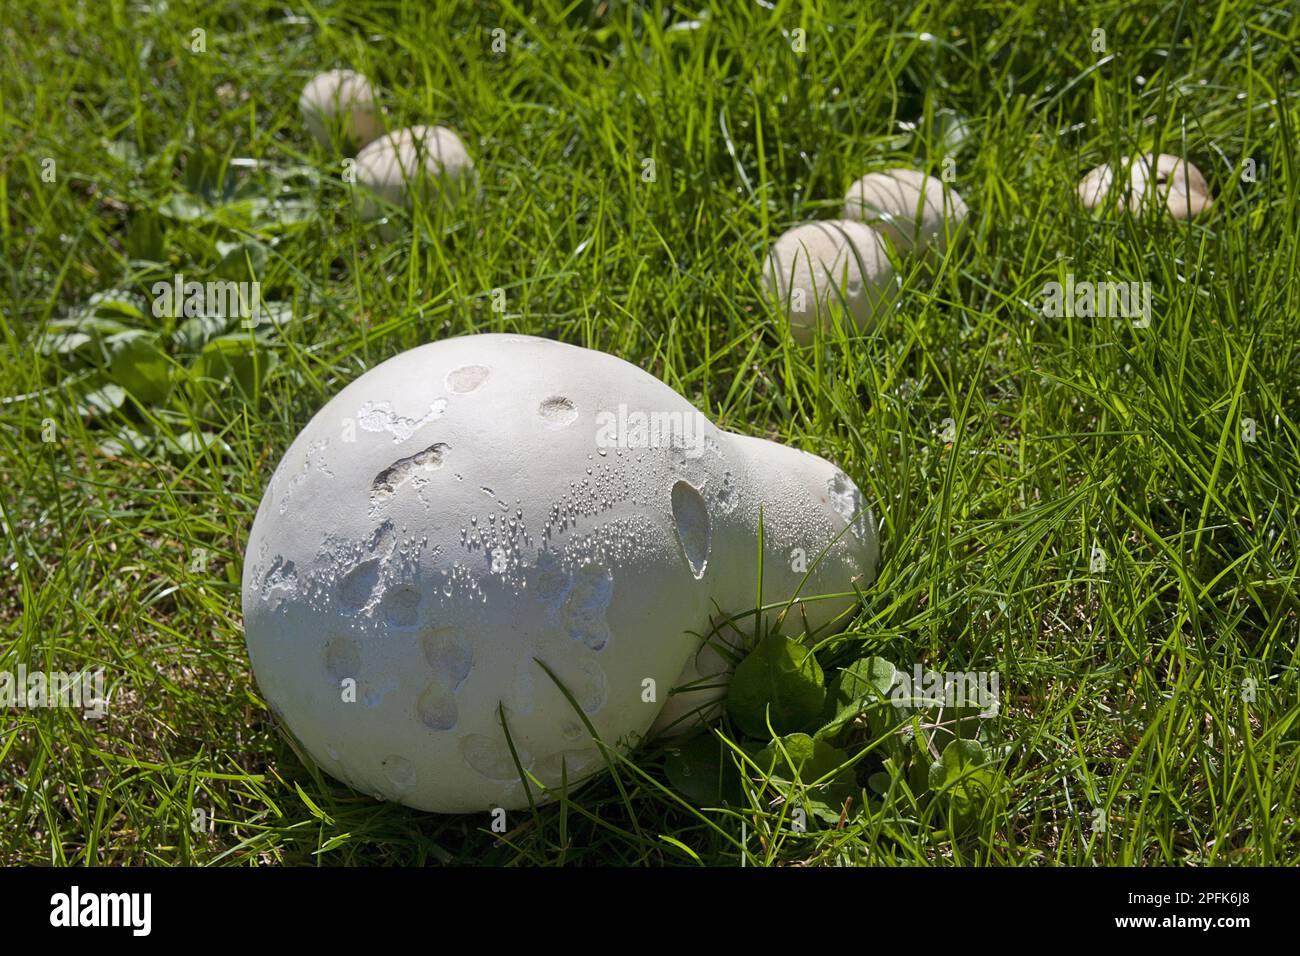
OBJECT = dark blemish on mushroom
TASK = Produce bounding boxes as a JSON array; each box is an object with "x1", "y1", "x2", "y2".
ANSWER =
[
  {"x1": 714, "y1": 471, "x2": 739, "y2": 514},
  {"x1": 416, "y1": 681, "x2": 458, "y2": 731},
  {"x1": 534, "y1": 655, "x2": 608, "y2": 714},
  {"x1": 671, "y1": 480, "x2": 710, "y2": 579},
  {"x1": 561, "y1": 564, "x2": 613, "y2": 650},
  {"x1": 260, "y1": 556, "x2": 297, "y2": 599},
  {"x1": 381, "y1": 585, "x2": 421, "y2": 627},
  {"x1": 366, "y1": 518, "x2": 397, "y2": 556},
  {"x1": 360, "y1": 676, "x2": 397, "y2": 708},
  {"x1": 535, "y1": 748, "x2": 600, "y2": 786},
  {"x1": 323, "y1": 635, "x2": 360, "y2": 681},
  {"x1": 532, "y1": 550, "x2": 573, "y2": 611},
  {"x1": 461, "y1": 734, "x2": 531, "y2": 780},
  {"x1": 337, "y1": 558, "x2": 381, "y2": 609},
  {"x1": 445, "y1": 364, "x2": 490, "y2": 393},
  {"x1": 381, "y1": 754, "x2": 416, "y2": 790},
  {"x1": 826, "y1": 471, "x2": 867, "y2": 539},
  {"x1": 421, "y1": 627, "x2": 473, "y2": 689},
  {"x1": 538, "y1": 396, "x2": 578, "y2": 428},
  {"x1": 356, "y1": 399, "x2": 447, "y2": 442},
  {"x1": 370, "y1": 442, "x2": 448, "y2": 506}
]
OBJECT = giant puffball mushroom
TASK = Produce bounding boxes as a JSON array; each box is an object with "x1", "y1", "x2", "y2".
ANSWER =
[
  {"x1": 242, "y1": 334, "x2": 878, "y2": 813},
  {"x1": 763, "y1": 220, "x2": 894, "y2": 345},
  {"x1": 1077, "y1": 153, "x2": 1213, "y2": 220},
  {"x1": 842, "y1": 168, "x2": 969, "y2": 256},
  {"x1": 298, "y1": 70, "x2": 385, "y2": 155},
  {"x1": 353, "y1": 125, "x2": 476, "y2": 224}
]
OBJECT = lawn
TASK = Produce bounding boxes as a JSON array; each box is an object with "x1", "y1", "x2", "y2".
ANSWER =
[{"x1": 1, "y1": 0, "x2": 1297, "y2": 866}]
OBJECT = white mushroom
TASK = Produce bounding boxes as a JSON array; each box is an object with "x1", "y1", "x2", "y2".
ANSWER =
[
  {"x1": 1077, "y1": 153, "x2": 1213, "y2": 220},
  {"x1": 763, "y1": 220, "x2": 894, "y2": 344},
  {"x1": 353, "y1": 125, "x2": 477, "y2": 222},
  {"x1": 298, "y1": 70, "x2": 385, "y2": 154},
  {"x1": 842, "y1": 168, "x2": 969, "y2": 256},
  {"x1": 242, "y1": 334, "x2": 879, "y2": 813}
]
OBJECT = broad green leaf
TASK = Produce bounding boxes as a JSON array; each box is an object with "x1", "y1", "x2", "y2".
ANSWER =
[
  {"x1": 158, "y1": 193, "x2": 207, "y2": 222},
  {"x1": 757, "y1": 733, "x2": 857, "y2": 824},
  {"x1": 161, "y1": 430, "x2": 226, "y2": 456},
  {"x1": 927, "y1": 738, "x2": 1002, "y2": 830},
  {"x1": 85, "y1": 289, "x2": 147, "y2": 321},
  {"x1": 184, "y1": 146, "x2": 236, "y2": 204},
  {"x1": 52, "y1": 314, "x2": 133, "y2": 337},
  {"x1": 174, "y1": 314, "x2": 231, "y2": 352},
  {"x1": 757, "y1": 733, "x2": 847, "y2": 780},
  {"x1": 214, "y1": 239, "x2": 269, "y2": 282},
  {"x1": 104, "y1": 139, "x2": 143, "y2": 171},
  {"x1": 867, "y1": 770, "x2": 892, "y2": 795},
  {"x1": 105, "y1": 330, "x2": 172, "y2": 405},
  {"x1": 727, "y1": 634, "x2": 825, "y2": 738},
  {"x1": 932, "y1": 107, "x2": 972, "y2": 155},
  {"x1": 40, "y1": 331, "x2": 92, "y2": 357},
  {"x1": 190, "y1": 334, "x2": 275, "y2": 403},
  {"x1": 664, "y1": 733, "x2": 744, "y2": 807},
  {"x1": 80, "y1": 382, "x2": 126, "y2": 416},
  {"x1": 126, "y1": 209, "x2": 166, "y2": 262},
  {"x1": 98, "y1": 426, "x2": 152, "y2": 457},
  {"x1": 260, "y1": 198, "x2": 316, "y2": 229},
  {"x1": 818, "y1": 656, "x2": 897, "y2": 738}
]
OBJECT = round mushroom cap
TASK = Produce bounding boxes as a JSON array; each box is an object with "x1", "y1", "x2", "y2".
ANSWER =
[
  {"x1": 1077, "y1": 153, "x2": 1213, "y2": 220},
  {"x1": 763, "y1": 220, "x2": 894, "y2": 345},
  {"x1": 353, "y1": 125, "x2": 477, "y2": 221},
  {"x1": 298, "y1": 70, "x2": 384, "y2": 154},
  {"x1": 241, "y1": 334, "x2": 878, "y2": 812},
  {"x1": 842, "y1": 168, "x2": 969, "y2": 255}
]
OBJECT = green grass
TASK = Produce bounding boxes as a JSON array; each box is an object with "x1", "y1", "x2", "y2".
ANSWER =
[{"x1": 2, "y1": 0, "x2": 1298, "y2": 866}]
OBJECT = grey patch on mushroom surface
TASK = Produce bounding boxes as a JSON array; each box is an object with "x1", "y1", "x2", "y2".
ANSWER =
[
  {"x1": 532, "y1": 551, "x2": 573, "y2": 613},
  {"x1": 561, "y1": 564, "x2": 613, "y2": 650},
  {"x1": 446, "y1": 365, "x2": 490, "y2": 393},
  {"x1": 512, "y1": 657, "x2": 537, "y2": 714},
  {"x1": 323, "y1": 635, "x2": 360, "y2": 681},
  {"x1": 381, "y1": 754, "x2": 416, "y2": 791},
  {"x1": 370, "y1": 442, "x2": 448, "y2": 506},
  {"x1": 670, "y1": 480, "x2": 710, "y2": 579},
  {"x1": 361, "y1": 675, "x2": 398, "y2": 708},
  {"x1": 381, "y1": 585, "x2": 422, "y2": 627},
  {"x1": 714, "y1": 471, "x2": 739, "y2": 514},
  {"x1": 534, "y1": 748, "x2": 600, "y2": 787},
  {"x1": 573, "y1": 660, "x2": 608, "y2": 713},
  {"x1": 277, "y1": 439, "x2": 333, "y2": 515},
  {"x1": 260, "y1": 556, "x2": 298, "y2": 600},
  {"x1": 461, "y1": 734, "x2": 530, "y2": 781},
  {"x1": 421, "y1": 627, "x2": 473, "y2": 689},
  {"x1": 337, "y1": 559, "x2": 381, "y2": 609},
  {"x1": 538, "y1": 396, "x2": 578, "y2": 428},
  {"x1": 531, "y1": 654, "x2": 607, "y2": 715},
  {"x1": 415, "y1": 681, "x2": 459, "y2": 731},
  {"x1": 827, "y1": 470, "x2": 869, "y2": 539},
  {"x1": 357, "y1": 399, "x2": 448, "y2": 442}
]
